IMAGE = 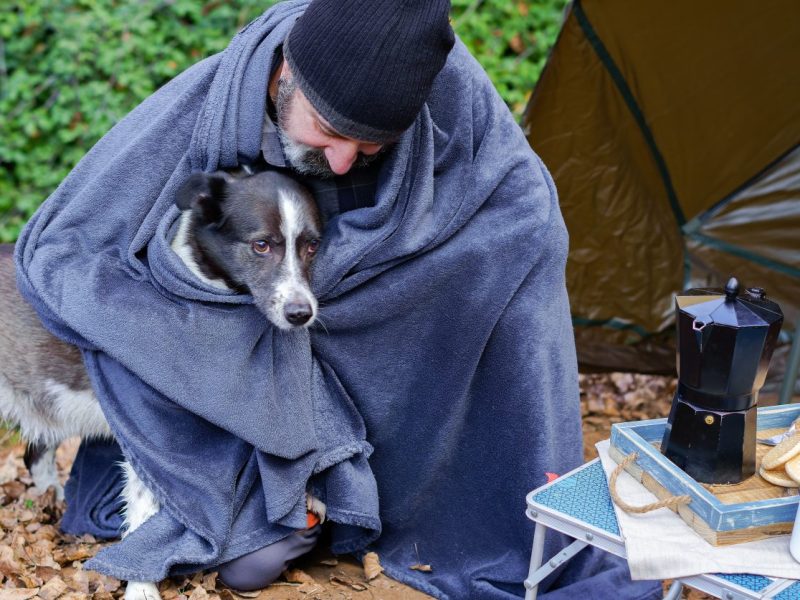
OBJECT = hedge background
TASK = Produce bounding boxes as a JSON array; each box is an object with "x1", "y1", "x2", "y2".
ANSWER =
[{"x1": 0, "y1": 0, "x2": 567, "y2": 242}]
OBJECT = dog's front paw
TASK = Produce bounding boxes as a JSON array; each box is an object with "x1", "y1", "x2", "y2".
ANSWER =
[
  {"x1": 306, "y1": 493, "x2": 326, "y2": 524},
  {"x1": 125, "y1": 581, "x2": 161, "y2": 600}
]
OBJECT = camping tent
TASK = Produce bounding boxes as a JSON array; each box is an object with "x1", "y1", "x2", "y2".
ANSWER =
[{"x1": 524, "y1": 0, "x2": 800, "y2": 395}]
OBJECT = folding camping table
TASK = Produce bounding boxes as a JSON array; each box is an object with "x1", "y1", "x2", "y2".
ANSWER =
[{"x1": 524, "y1": 459, "x2": 800, "y2": 600}]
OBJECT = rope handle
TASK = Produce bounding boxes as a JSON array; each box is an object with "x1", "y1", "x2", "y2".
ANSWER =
[{"x1": 609, "y1": 452, "x2": 691, "y2": 514}]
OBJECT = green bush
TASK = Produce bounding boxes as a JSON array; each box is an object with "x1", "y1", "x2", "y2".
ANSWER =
[
  {"x1": 452, "y1": 0, "x2": 567, "y2": 115},
  {"x1": 0, "y1": 0, "x2": 567, "y2": 242}
]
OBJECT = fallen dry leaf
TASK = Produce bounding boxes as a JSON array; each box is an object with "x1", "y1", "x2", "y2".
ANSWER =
[
  {"x1": 0, "y1": 454, "x2": 19, "y2": 485},
  {"x1": 16, "y1": 572, "x2": 42, "y2": 588},
  {"x1": 35, "y1": 525, "x2": 59, "y2": 542},
  {"x1": 298, "y1": 582, "x2": 324, "y2": 595},
  {"x1": 362, "y1": 552, "x2": 383, "y2": 581},
  {"x1": 2, "y1": 481, "x2": 26, "y2": 501},
  {"x1": 201, "y1": 572, "x2": 217, "y2": 591},
  {"x1": 0, "y1": 589, "x2": 40, "y2": 600},
  {"x1": 161, "y1": 588, "x2": 180, "y2": 600},
  {"x1": 86, "y1": 570, "x2": 120, "y2": 593},
  {"x1": 35, "y1": 565, "x2": 61, "y2": 581},
  {"x1": 66, "y1": 566, "x2": 90, "y2": 594},
  {"x1": 60, "y1": 592, "x2": 91, "y2": 600},
  {"x1": 27, "y1": 539, "x2": 59, "y2": 568},
  {"x1": 283, "y1": 568, "x2": 315, "y2": 585},
  {"x1": 187, "y1": 586, "x2": 209, "y2": 600},
  {"x1": 330, "y1": 572, "x2": 367, "y2": 591},
  {"x1": 318, "y1": 558, "x2": 338, "y2": 567},
  {"x1": 229, "y1": 590, "x2": 259, "y2": 598},
  {"x1": 38, "y1": 575, "x2": 68, "y2": 600},
  {"x1": 216, "y1": 590, "x2": 235, "y2": 600},
  {"x1": 53, "y1": 545, "x2": 93, "y2": 565},
  {"x1": 410, "y1": 564, "x2": 432, "y2": 573},
  {"x1": 0, "y1": 545, "x2": 23, "y2": 577},
  {"x1": 23, "y1": 523, "x2": 41, "y2": 535}
]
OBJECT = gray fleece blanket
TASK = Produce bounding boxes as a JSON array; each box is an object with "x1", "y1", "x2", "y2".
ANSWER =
[{"x1": 15, "y1": 2, "x2": 660, "y2": 598}]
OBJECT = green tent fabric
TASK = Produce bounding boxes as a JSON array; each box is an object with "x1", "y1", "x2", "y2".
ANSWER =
[{"x1": 524, "y1": 0, "x2": 800, "y2": 378}]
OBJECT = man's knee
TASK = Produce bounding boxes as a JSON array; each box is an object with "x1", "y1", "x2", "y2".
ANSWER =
[{"x1": 218, "y1": 526, "x2": 321, "y2": 590}]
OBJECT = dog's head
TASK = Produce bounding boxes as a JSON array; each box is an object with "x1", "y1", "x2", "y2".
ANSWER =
[{"x1": 176, "y1": 170, "x2": 322, "y2": 330}]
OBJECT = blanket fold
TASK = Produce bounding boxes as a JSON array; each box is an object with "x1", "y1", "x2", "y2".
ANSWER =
[{"x1": 16, "y1": 2, "x2": 660, "y2": 597}]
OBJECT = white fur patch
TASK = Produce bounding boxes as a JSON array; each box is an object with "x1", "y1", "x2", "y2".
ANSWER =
[
  {"x1": 45, "y1": 381, "x2": 113, "y2": 440},
  {"x1": 267, "y1": 191, "x2": 318, "y2": 330},
  {"x1": 306, "y1": 493, "x2": 327, "y2": 524},
  {"x1": 0, "y1": 375, "x2": 37, "y2": 438},
  {"x1": 124, "y1": 581, "x2": 162, "y2": 600},
  {"x1": 0, "y1": 375, "x2": 111, "y2": 447},
  {"x1": 120, "y1": 461, "x2": 160, "y2": 535},
  {"x1": 29, "y1": 446, "x2": 63, "y2": 500},
  {"x1": 171, "y1": 211, "x2": 230, "y2": 291}
]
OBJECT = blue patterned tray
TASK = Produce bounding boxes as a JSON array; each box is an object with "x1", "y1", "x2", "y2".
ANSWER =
[
  {"x1": 530, "y1": 460, "x2": 620, "y2": 535},
  {"x1": 610, "y1": 404, "x2": 800, "y2": 545}
]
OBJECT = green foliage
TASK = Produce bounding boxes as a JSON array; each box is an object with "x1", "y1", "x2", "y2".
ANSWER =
[
  {"x1": 452, "y1": 0, "x2": 567, "y2": 116},
  {"x1": 0, "y1": 0, "x2": 567, "y2": 242}
]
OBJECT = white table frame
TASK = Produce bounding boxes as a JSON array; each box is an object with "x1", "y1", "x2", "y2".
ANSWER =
[{"x1": 524, "y1": 460, "x2": 799, "y2": 600}]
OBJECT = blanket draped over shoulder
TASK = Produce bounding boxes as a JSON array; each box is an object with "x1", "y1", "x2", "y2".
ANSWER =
[{"x1": 16, "y1": 2, "x2": 660, "y2": 598}]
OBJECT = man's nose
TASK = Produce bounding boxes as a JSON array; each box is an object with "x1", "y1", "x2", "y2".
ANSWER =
[
  {"x1": 325, "y1": 141, "x2": 383, "y2": 175},
  {"x1": 325, "y1": 141, "x2": 359, "y2": 175}
]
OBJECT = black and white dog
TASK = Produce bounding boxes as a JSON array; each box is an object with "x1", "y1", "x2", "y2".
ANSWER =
[{"x1": 0, "y1": 167, "x2": 324, "y2": 600}]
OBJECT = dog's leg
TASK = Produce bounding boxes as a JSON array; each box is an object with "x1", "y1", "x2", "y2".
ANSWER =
[
  {"x1": 120, "y1": 461, "x2": 160, "y2": 535},
  {"x1": 124, "y1": 581, "x2": 162, "y2": 600},
  {"x1": 24, "y1": 441, "x2": 64, "y2": 500},
  {"x1": 120, "y1": 461, "x2": 163, "y2": 600},
  {"x1": 306, "y1": 493, "x2": 326, "y2": 524}
]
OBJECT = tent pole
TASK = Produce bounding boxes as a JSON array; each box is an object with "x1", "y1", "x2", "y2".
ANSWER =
[{"x1": 779, "y1": 315, "x2": 800, "y2": 405}]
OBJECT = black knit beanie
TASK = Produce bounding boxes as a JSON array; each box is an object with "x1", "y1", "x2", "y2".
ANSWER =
[{"x1": 283, "y1": 0, "x2": 455, "y2": 144}]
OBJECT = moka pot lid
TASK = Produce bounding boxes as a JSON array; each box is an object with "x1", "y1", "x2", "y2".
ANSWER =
[{"x1": 676, "y1": 277, "x2": 783, "y2": 330}]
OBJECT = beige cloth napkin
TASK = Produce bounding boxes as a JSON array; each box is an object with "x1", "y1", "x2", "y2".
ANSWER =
[{"x1": 596, "y1": 439, "x2": 800, "y2": 580}]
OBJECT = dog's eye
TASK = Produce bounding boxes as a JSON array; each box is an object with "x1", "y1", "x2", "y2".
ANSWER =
[
  {"x1": 307, "y1": 239, "x2": 320, "y2": 255},
  {"x1": 251, "y1": 240, "x2": 271, "y2": 254}
]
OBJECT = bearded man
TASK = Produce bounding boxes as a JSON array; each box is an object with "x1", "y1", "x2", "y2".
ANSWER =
[{"x1": 16, "y1": 0, "x2": 660, "y2": 598}]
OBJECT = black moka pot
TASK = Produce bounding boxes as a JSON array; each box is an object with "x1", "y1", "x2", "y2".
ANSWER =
[{"x1": 661, "y1": 277, "x2": 783, "y2": 484}]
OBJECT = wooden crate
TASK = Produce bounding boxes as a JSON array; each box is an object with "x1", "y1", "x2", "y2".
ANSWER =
[{"x1": 610, "y1": 404, "x2": 800, "y2": 546}]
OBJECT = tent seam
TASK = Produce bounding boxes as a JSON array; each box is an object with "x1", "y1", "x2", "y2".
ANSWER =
[
  {"x1": 687, "y1": 140, "x2": 800, "y2": 229},
  {"x1": 572, "y1": 0, "x2": 686, "y2": 227},
  {"x1": 685, "y1": 232, "x2": 800, "y2": 280}
]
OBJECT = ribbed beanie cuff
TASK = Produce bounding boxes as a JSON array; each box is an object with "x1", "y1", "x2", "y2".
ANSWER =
[{"x1": 284, "y1": 0, "x2": 454, "y2": 144}]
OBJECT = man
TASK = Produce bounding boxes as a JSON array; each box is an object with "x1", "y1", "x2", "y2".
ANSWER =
[{"x1": 16, "y1": 0, "x2": 660, "y2": 598}]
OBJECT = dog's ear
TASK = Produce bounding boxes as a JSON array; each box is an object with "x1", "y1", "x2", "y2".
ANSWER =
[{"x1": 175, "y1": 172, "x2": 230, "y2": 224}]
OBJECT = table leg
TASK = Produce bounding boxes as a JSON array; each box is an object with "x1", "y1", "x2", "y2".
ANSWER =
[
  {"x1": 662, "y1": 580, "x2": 682, "y2": 600},
  {"x1": 779, "y1": 315, "x2": 800, "y2": 405},
  {"x1": 525, "y1": 521, "x2": 547, "y2": 600}
]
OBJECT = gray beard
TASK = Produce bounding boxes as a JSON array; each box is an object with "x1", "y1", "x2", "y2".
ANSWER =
[{"x1": 275, "y1": 77, "x2": 382, "y2": 179}]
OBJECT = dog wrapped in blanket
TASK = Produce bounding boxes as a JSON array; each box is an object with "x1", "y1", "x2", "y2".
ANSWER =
[{"x1": 0, "y1": 166, "x2": 327, "y2": 599}]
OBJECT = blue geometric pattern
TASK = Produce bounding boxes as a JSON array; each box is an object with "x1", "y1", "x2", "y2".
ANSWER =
[
  {"x1": 713, "y1": 573, "x2": 772, "y2": 592},
  {"x1": 775, "y1": 581, "x2": 800, "y2": 600},
  {"x1": 530, "y1": 460, "x2": 619, "y2": 535}
]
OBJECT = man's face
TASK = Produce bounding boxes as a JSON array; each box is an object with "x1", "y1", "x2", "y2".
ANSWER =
[{"x1": 275, "y1": 75, "x2": 385, "y2": 178}]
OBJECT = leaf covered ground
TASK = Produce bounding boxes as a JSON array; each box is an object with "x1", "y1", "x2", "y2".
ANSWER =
[{"x1": 1, "y1": 373, "x2": 718, "y2": 600}]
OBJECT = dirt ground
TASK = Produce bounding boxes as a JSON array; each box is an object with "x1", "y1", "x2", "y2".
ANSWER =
[{"x1": 0, "y1": 373, "x2": 732, "y2": 599}]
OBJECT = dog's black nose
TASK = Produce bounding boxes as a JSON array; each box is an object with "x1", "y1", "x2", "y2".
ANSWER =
[{"x1": 285, "y1": 302, "x2": 313, "y2": 326}]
